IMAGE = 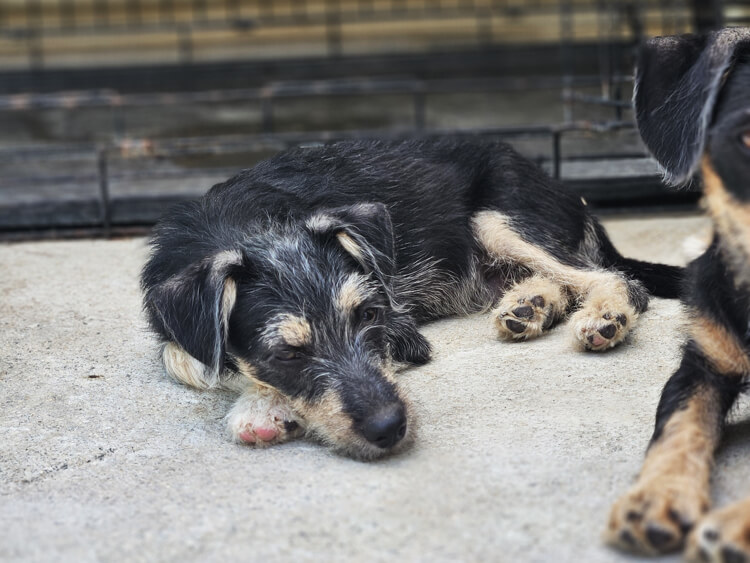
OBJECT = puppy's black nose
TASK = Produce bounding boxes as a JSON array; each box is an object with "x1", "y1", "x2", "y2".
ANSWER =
[{"x1": 361, "y1": 404, "x2": 407, "y2": 449}]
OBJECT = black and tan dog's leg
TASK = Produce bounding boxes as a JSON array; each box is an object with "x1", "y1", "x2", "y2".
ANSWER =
[
  {"x1": 473, "y1": 210, "x2": 642, "y2": 350},
  {"x1": 687, "y1": 496, "x2": 750, "y2": 562},
  {"x1": 606, "y1": 377, "x2": 718, "y2": 554},
  {"x1": 607, "y1": 318, "x2": 747, "y2": 555},
  {"x1": 570, "y1": 275, "x2": 645, "y2": 351},
  {"x1": 494, "y1": 275, "x2": 569, "y2": 340}
]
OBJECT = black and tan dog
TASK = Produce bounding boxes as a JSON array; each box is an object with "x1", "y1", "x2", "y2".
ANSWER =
[
  {"x1": 607, "y1": 28, "x2": 750, "y2": 561},
  {"x1": 142, "y1": 137, "x2": 681, "y2": 460}
]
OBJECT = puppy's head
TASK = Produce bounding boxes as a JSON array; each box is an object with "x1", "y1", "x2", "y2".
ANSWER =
[
  {"x1": 145, "y1": 202, "x2": 423, "y2": 460},
  {"x1": 633, "y1": 28, "x2": 750, "y2": 190},
  {"x1": 634, "y1": 29, "x2": 750, "y2": 274}
]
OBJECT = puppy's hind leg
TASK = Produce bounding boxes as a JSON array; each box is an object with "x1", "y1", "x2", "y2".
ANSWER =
[
  {"x1": 473, "y1": 210, "x2": 636, "y2": 350},
  {"x1": 569, "y1": 273, "x2": 646, "y2": 351},
  {"x1": 494, "y1": 275, "x2": 569, "y2": 340}
]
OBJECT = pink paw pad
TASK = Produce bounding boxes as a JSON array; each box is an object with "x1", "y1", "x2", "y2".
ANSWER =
[
  {"x1": 238, "y1": 427, "x2": 278, "y2": 443},
  {"x1": 238, "y1": 429, "x2": 256, "y2": 443},
  {"x1": 253, "y1": 426, "x2": 279, "y2": 442}
]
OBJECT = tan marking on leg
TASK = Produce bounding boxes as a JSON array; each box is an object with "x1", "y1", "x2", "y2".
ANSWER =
[
  {"x1": 493, "y1": 275, "x2": 569, "y2": 340},
  {"x1": 690, "y1": 312, "x2": 750, "y2": 376},
  {"x1": 687, "y1": 496, "x2": 750, "y2": 562},
  {"x1": 473, "y1": 210, "x2": 627, "y2": 292},
  {"x1": 472, "y1": 210, "x2": 636, "y2": 350},
  {"x1": 606, "y1": 388, "x2": 721, "y2": 554},
  {"x1": 702, "y1": 157, "x2": 750, "y2": 284},
  {"x1": 335, "y1": 272, "x2": 373, "y2": 314},
  {"x1": 276, "y1": 314, "x2": 312, "y2": 348},
  {"x1": 225, "y1": 383, "x2": 304, "y2": 446},
  {"x1": 162, "y1": 342, "x2": 214, "y2": 389}
]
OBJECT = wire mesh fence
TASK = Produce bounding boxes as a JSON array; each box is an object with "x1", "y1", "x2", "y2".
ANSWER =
[{"x1": 0, "y1": 0, "x2": 736, "y2": 239}]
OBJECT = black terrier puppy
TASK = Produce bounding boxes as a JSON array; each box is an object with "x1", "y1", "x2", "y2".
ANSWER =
[
  {"x1": 607, "y1": 28, "x2": 750, "y2": 562},
  {"x1": 142, "y1": 137, "x2": 681, "y2": 460}
]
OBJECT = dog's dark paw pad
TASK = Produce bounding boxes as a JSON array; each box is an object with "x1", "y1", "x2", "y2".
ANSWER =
[
  {"x1": 598, "y1": 324, "x2": 617, "y2": 339},
  {"x1": 646, "y1": 527, "x2": 677, "y2": 551},
  {"x1": 284, "y1": 420, "x2": 300, "y2": 432},
  {"x1": 511, "y1": 305, "x2": 534, "y2": 319},
  {"x1": 505, "y1": 319, "x2": 527, "y2": 334},
  {"x1": 530, "y1": 295, "x2": 545, "y2": 308},
  {"x1": 573, "y1": 309, "x2": 633, "y2": 352}
]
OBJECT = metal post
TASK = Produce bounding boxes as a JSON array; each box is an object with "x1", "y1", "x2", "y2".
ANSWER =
[
  {"x1": 97, "y1": 149, "x2": 112, "y2": 236},
  {"x1": 325, "y1": 0, "x2": 342, "y2": 57}
]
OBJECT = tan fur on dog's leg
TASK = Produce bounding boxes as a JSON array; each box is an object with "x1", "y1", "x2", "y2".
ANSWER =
[
  {"x1": 606, "y1": 388, "x2": 719, "y2": 555},
  {"x1": 473, "y1": 211, "x2": 639, "y2": 350}
]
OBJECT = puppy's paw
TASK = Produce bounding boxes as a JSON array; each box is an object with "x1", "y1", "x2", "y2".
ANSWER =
[
  {"x1": 686, "y1": 499, "x2": 750, "y2": 563},
  {"x1": 571, "y1": 308, "x2": 633, "y2": 351},
  {"x1": 494, "y1": 277, "x2": 567, "y2": 341},
  {"x1": 226, "y1": 387, "x2": 304, "y2": 447},
  {"x1": 606, "y1": 478, "x2": 709, "y2": 555}
]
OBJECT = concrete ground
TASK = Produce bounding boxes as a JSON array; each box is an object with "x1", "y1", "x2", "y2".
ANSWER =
[{"x1": 2, "y1": 213, "x2": 749, "y2": 562}]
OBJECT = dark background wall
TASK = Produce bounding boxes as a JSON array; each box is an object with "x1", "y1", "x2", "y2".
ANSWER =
[{"x1": 0, "y1": 0, "x2": 740, "y2": 239}]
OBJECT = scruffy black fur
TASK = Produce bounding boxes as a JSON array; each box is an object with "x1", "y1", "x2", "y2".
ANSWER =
[
  {"x1": 142, "y1": 137, "x2": 682, "y2": 460},
  {"x1": 607, "y1": 28, "x2": 750, "y2": 561}
]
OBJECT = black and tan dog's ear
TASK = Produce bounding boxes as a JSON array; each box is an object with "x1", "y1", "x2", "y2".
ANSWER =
[
  {"x1": 306, "y1": 202, "x2": 396, "y2": 278},
  {"x1": 144, "y1": 249, "x2": 243, "y2": 377},
  {"x1": 634, "y1": 28, "x2": 750, "y2": 186}
]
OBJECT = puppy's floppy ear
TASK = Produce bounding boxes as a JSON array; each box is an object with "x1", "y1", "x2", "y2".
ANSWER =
[
  {"x1": 144, "y1": 249, "x2": 243, "y2": 377},
  {"x1": 634, "y1": 28, "x2": 750, "y2": 186},
  {"x1": 306, "y1": 202, "x2": 396, "y2": 279}
]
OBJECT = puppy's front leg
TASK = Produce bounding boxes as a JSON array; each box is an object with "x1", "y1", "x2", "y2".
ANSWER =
[
  {"x1": 606, "y1": 327, "x2": 746, "y2": 555},
  {"x1": 225, "y1": 384, "x2": 305, "y2": 446}
]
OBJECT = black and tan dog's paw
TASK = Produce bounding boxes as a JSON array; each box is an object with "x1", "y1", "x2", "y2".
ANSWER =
[
  {"x1": 606, "y1": 480, "x2": 709, "y2": 555},
  {"x1": 686, "y1": 499, "x2": 750, "y2": 563},
  {"x1": 572, "y1": 306, "x2": 634, "y2": 351},
  {"x1": 494, "y1": 276, "x2": 567, "y2": 341},
  {"x1": 225, "y1": 387, "x2": 305, "y2": 447}
]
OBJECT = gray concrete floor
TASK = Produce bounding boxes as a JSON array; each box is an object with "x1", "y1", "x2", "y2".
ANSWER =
[{"x1": 2, "y1": 213, "x2": 749, "y2": 562}]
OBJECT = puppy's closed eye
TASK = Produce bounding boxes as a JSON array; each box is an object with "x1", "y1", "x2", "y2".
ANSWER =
[{"x1": 274, "y1": 348, "x2": 303, "y2": 362}]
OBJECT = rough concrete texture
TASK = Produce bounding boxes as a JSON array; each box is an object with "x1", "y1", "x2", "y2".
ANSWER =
[{"x1": 2, "y1": 213, "x2": 749, "y2": 562}]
